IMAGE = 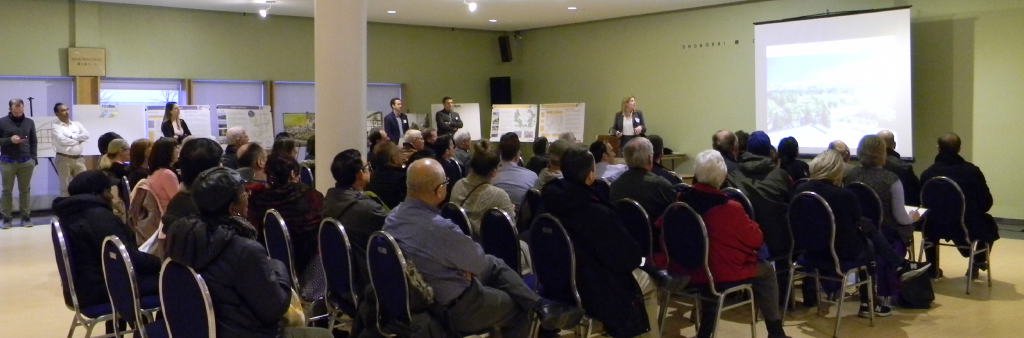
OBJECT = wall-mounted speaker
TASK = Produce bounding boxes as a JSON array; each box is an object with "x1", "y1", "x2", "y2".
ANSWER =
[
  {"x1": 498, "y1": 35, "x2": 512, "y2": 62},
  {"x1": 490, "y1": 76, "x2": 511, "y2": 105}
]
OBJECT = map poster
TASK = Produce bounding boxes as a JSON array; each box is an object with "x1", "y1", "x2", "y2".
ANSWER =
[
  {"x1": 216, "y1": 105, "x2": 274, "y2": 147},
  {"x1": 430, "y1": 103, "x2": 483, "y2": 140},
  {"x1": 489, "y1": 104, "x2": 538, "y2": 142},
  {"x1": 538, "y1": 103, "x2": 586, "y2": 142},
  {"x1": 283, "y1": 112, "x2": 315, "y2": 145}
]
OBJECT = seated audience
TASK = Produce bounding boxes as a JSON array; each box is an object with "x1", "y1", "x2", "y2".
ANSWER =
[
  {"x1": 431, "y1": 134, "x2": 462, "y2": 203},
  {"x1": 920, "y1": 132, "x2": 998, "y2": 278},
  {"x1": 54, "y1": 170, "x2": 161, "y2": 309},
  {"x1": 649, "y1": 135, "x2": 682, "y2": 185},
  {"x1": 726, "y1": 131, "x2": 792, "y2": 262},
  {"x1": 237, "y1": 143, "x2": 268, "y2": 184},
  {"x1": 222, "y1": 126, "x2": 248, "y2": 169},
  {"x1": 590, "y1": 139, "x2": 627, "y2": 182},
  {"x1": 301, "y1": 135, "x2": 315, "y2": 170},
  {"x1": 453, "y1": 130, "x2": 473, "y2": 168},
  {"x1": 525, "y1": 136, "x2": 550, "y2": 174},
  {"x1": 276, "y1": 131, "x2": 293, "y2": 140},
  {"x1": 165, "y1": 167, "x2": 332, "y2": 338},
  {"x1": 827, "y1": 140, "x2": 856, "y2": 175},
  {"x1": 422, "y1": 127, "x2": 438, "y2": 147},
  {"x1": 272, "y1": 137, "x2": 299, "y2": 159},
  {"x1": 778, "y1": 136, "x2": 809, "y2": 181},
  {"x1": 367, "y1": 127, "x2": 390, "y2": 165},
  {"x1": 735, "y1": 130, "x2": 750, "y2": 158},
  {"x1": 676, "y1": 150, "x2": 790, "y2": 338},
  {"x1": 534, "y1": 139, "x2": 571, "y2": 189},
  {"x1": 542, "y1": 145, "x2": 662, "y2": 338},
  {"x1": 125, "y1": 138, "x2": 153, "y2": 191},
  {"x1": 383, "y1": 158, "x2": 583, "y2": 337},
  {"x1": 492, "y1": 132, "x2": 538, "y2": 206},
  {"x1": 878, "y1": 130, "x2": 921, "y2": 206},
  {"x1": 162, "y1": 138, "x2": 224, "y2": 231},
  {"x1": 450, "y1": 140, "x2": 516, "y2": 235},
  {"x1": 610, "y1": 137, "x2": 675, "y2": 224},
  {"x1": 248, "y1": 154, "x2": 325, "y2": 280},
  {"x1": 97, "y1": 131, "x2": 123, "y2": 157},
  {"x1": 712, "y1": 130, "x2": 740, "y2": 173},
  {"x1": 558, "y1": 131, "x2": 577, "y2": 143},
  {"x1": 401, "y1": 129, "x2": 425, "y2": 164},
  {"x1": 129, "y1": 137, "x2": 178, "y2": 247},
  {"x1": 323, "y1": 149, "x2": 387, "y2": 292},
  {"x1": 100, "y1": 138, "x2": 131, "y2": 222},
  {"x1": 145, "y1": 137, "x2": 180, "y2": 212},
  {"x1": 365, "y1": 142, "x2": 408, "y2": 210},
  {"x1": 845, "y1": 135, "x2": 920, "y2": 245}
]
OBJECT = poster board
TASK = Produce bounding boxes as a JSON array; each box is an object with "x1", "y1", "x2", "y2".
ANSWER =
[
  {"x1": 72, "y1": 105, "x2": 147, "y2": 156},
  {"x1": 430, "y1": 103, "x2": 482, "y2": 140},
  {"x1": 32, "y1": 116, "x2": 61, "y2": 158},
  {"x1": 489, "y1": 104, "x2": 538, "y2": 142},
  {"x1": 283, "y1": 112, "x2": 315, "y2": 145},
  {"x1": 146, "y1": 105, "x2": 212, "y2": 140},
  {"x1": 538, "y1": 103, "x2": 586, "y2": 142},
  {"x1": 217, "y1": 105, "x2": 274, "y2": 147}
]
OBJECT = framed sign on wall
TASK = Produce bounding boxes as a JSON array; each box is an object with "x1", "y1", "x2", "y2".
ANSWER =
[{"x1": 68, "y1": 47, "x2": 106, "y2": 76}]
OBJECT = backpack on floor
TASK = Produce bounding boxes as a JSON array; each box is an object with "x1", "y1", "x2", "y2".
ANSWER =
[{"x1": 897, "y1": 270, "x2": 934, "y2": 309}]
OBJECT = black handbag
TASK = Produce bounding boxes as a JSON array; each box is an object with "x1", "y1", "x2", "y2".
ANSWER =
[{"x1": 897, "y1": 270, "x2": 935, "y2": 309}]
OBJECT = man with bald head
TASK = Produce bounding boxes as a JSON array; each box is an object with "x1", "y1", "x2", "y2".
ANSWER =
[
  {"x1": 877, "y1": 130, "x2": 921, "y2": 206},
  {"x1": 383, "y1": 159, "x2": 583, "y2": 337},
  {"x1": 712, "y1": 130, "x2": 740, "y2": 173},
  {"x1": 827, "y1": 140, "x2": 856, "y2": 176}
]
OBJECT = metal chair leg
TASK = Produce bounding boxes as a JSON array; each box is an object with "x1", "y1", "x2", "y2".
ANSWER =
[
  {"x1": 749, "y1": 289, "x2": 758, "y2": 338},
  {"x1": 783, "y1": 267, "x2": 797, "y2": 318},
  {"x1": 987, "y1": 247, "x2": 993, "y2": 287},
  {"x1": 967, "y1": 241, "x2": 977, "y2": 294},
  {"x1": 658, "y1": 289, "x2": 670, "y2": 335},
  {"x1": 867, "y1": 271, "x2": 875, "y2": 328},
  {"x1": 833, "y1": 278, "x2": 846, "y2": 338}
]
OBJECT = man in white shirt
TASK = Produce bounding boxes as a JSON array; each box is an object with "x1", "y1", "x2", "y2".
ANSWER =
[
  {"x1": 589, "y1": 140, "x2": 627, "y2": 182},
  {"x1": 51, "y1": 103, "x2": 89, "y2": 197}
]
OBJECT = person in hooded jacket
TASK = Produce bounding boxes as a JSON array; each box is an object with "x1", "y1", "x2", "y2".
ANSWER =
[
  {"x1": 725, "y1": 131, "x2": 792, "y2": 270},
  {"x1": 541, "y1": 145, "x2": 662, "y2": 338},
  {"x1": 54, "y1": 170, "x2": 162, "y2": 309},
  {"x1": 165, "y1": 167, "x2": 332, "y2": 338}
]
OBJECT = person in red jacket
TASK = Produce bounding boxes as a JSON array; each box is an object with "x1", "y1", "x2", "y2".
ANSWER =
[{"x1": 676, "y1": 150, "x2": 790, "y2": 338}]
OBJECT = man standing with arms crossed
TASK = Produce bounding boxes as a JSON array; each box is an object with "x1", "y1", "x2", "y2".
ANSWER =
[
  {"x1": 0, "y1": 99, "x2": 38, "y2": 229},
  {"x1": 52, "y1": 103, "x2": 89, "y2": 197},
  {"x1": 435, "y1": 96, "x2": 463, "y2": 137}
]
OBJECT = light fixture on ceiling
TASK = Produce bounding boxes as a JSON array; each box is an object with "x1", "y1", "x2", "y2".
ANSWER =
[
  {"x1": 568, "y1": 7, "x2": 578, "y2": 11},
  {"x1": 387, "y1": 10, "x2": 397, "y2": 14},
  {"x1": 259, "y1": 1, "x2": 274, "y2": 18},
  {"x1": 464, "y1": 1, "x2": 477, "y2": 12},
  {"x1": 489, "y1": 19, "x2": 497, "y2": 23}
]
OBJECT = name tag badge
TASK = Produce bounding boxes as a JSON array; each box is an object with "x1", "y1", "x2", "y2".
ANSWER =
[
  {"x1": 402, "y1": 119, "x2": 408, "y2": 124},
  {"x1": 634, "y1": 117, "x2": 640, "y2": 123}
]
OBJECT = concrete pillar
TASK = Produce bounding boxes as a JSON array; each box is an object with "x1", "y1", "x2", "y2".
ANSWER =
[{"x1": 314, "y1": 0, "x2": 367, "y2": 192}]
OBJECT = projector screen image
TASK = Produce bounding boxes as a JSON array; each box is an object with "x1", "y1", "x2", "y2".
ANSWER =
[{"x1": 755, "y1": 8, "x2": 912, "y2": 158}]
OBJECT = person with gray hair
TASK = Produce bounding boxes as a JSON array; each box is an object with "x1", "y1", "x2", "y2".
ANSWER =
[
  {"x1": 712, "y1": 130, "x2": 740, "y2": 173},
  {"x1": 534, "y1": 139, "x2": 571, "y2": 189},
  {"x1": 877, "y1": 130, "x2": 921, "y2": 206},
  {"x1": 222, "y1": 126, "x2": 248, "y2": 169},
  {"x1": 827, "y1": 139, "x2": 855, "y2": 176},
  {"x1": 453, "y1": 129, "x2": 472, "y2": 167},
  {"x1": 677, "y1": 149, "x2": 791, "y2": 338},
  {"x1": 401, "y1": 129, "x2": 424, "y2": 164},
  {"x1": 558, "y1": 131, "x2": 576, "y2": 143},
  {"x1": 383, "y1": 158, "x2": 584, "y2": 337},
  {"x1": 610, "y1": 137, "x2": 675, "y2": 224}
]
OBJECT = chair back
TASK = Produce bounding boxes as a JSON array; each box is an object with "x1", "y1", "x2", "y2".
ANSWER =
[
  {"x1": 516, "y1": 188, "x2": 542, "y2": 233},
  {"x1": 788, "y1": 192, "x2": 842, "y2": 275},
  {"x1": 300, "y1": 166, "x2": 315, "y2": 186},
  {"x1": 662, "y1": 202, "x2": 724, "y2": 293},
  {"x1": 592, "y1": 178, "x2": 611, "y2": 198},
  {"x1": 367, "y1": 231, "x2": 413, "y2": 331},
  {"x1": 847, "y1": 182, "x2": 883, "y2": 228},
  {"x1": 920, "y1": 176, "x2": 969, "y2": 240},
  {"x1": 121, "y1": 176, "x2": 132, "y2": 210},
  {"x1": 262, "y1": 209, "x2": 300, "y2": 289},
  {"x1": 614, "y1": 198, "x2": 653, "y2": 259},
  {"x1": 673, "y1": 183, "x2": 692, "y2": 195},
  {"x1": 101, "y1": 236, "x2": 148, "y2": 329},
  {"x1": 441, "y1": 202, "x2": 473, "y2": 237},
  {"x1": 722, "y1": 187, "x2": 755, "y2": 220},
  {"x1": 160, "y1": 259, "x2": 216, "y2": 338},
  {"x1": 480, "y1": 208, "x2": 521, "y2": 273},
  {"x1": 529, "y1": 214, "x2": 581, "y2": 307},
  {"x1": 51, "y1": 220, "x2": 80, "y2": 311},
  {"x1": 318, "y1": 218, "x2": 359, "y2": 316}
]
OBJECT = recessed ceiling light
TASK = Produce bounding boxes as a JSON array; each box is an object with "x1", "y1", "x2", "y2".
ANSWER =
[
  {"x1": 489, "y1": 19, "x2": 498, "y2": 23},
  {"x1": 568, "y1": 7, "x2": 578, "y2": 11},
  {"x1": 387, "y1": 10, "x2": 397, "y2": 14}
]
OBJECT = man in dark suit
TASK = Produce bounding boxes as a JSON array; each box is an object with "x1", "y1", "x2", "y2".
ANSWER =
[
  {"x1": 920, "y1": 132, "x2": 998, "y2": 278},
  {"x1": 878, "y1": 130, "x2": 921, "y2": 206},
  {"x1": 383, "y1": 98, "x2": 408, "y2": 144},
  {"x1": 435, "y1": 96, "x2": 463, "y2": 136}
]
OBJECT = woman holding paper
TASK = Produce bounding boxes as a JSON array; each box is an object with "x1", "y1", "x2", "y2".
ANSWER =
[
  {"x1": 160, "y1": 102, "x2": 192, "y2": 143},
  {"x1": 611, "y1": 95, "x2": 646, "y2": 151}
]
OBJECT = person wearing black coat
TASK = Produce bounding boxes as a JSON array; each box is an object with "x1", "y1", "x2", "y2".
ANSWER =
[
  {"x1": 365, "y1": 142, "x2": 408, "y2": 210},
  {"x1": 612, "y1": 96, "x2": 647, "y2": 152},
  {"x1": 541, "y1": 146, "x2": 658, "y2": 338},
  {"x1": 726, "y1": 134, "x2": 792, "y2": 261},
  {"x1": 159, "y1": 102, "x2": 192, "y2": 143},
  {"x1": 54, "y1": 170, "x2": 161, "y2": 309},
  {"x1": 878, "y1": 130, "x2": 921, "y2": 206}
]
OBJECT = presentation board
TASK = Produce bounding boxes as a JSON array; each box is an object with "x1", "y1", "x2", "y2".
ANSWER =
[
  {"x1": 73, "y1": 105, "x2": 147, "y2": 156},
  {"x1": 754, "y1": 7, "x2": 912, "y2": 157},
  {"x1": 489, "y1": 104, "x2": 538, "y2": 142},
  {"x1": 538, "y1": 103, "x2": 586, "y2": 142},
  {"x1": 32, "y1": 116, "x2": 61, "y2": 158},
  {"x1": 430, "y1": 103, "x2": 482, "y2": 140},
  {"x1": 282, "y1": 112, "x2": 315, "y2": 145},
  {"x1": 146, "y1": 105, "x2": 212, "y2": 140},
  {"x1": 217, "y1": 105, "x2": 274, "y2": 147}
]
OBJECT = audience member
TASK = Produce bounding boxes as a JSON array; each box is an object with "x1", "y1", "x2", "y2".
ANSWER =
[
  {"x1": 542, "y1": 145, "x2": 661, "y2": 338},
  {"x1": 610, "y1": 137, "x2": 675, "y2": 224},
  {"x1": 845, "y1": 135, "x2": 920, "y2": 244},
  {"x1": 558, "y1": 131, "x2": 577, "y2": 143},
  {"x1": 453, "y1": 130, "x2": 472, "y2": 168},
  {"x1": 711, "y1": 130, "x2": 740, "y2": 173},
  {"x1": 383, "y1": 158, "x2": 583, "y2": 337},
  {"x1": 735, "y1": 130, "x2": 750, "y2": 158},
  {"x1": 526, "y1": 136, "x2": 550, "y2": 174},
  {"x1": 367, "y1": 127, "x2": 390, "y2": 159},
  {"x1": 145, "y1": 137, "x2": 180, "y2": 213},
  {"x1": 877, "y1": 130, "x2": 921, "y2": 206},
  {"x1": 422, "y1": 127, "x2": 438, "y2": 147},
  {"x1": 272, "y1": 137, "x2": 298, "y2": 159},
  {"x1": 99, "y1": 138, "x2": 130, "y2": 180},
  {"x1": 97, "y1": 131, "x2": 123, "y2": 157},
  {"x1": 162, "y1": 138, "x2": 224, "y2": 230},
  {"x1": 431, "y1": 134, "x2": 462, "y2": 203},
  {"x1": 920, "y1": 132, "x2": 998, "y2": 278},
  {"x1": 827, "y1": 140, "x2": 856, "y2": 175},
  {"x1": 726, "y1": 131, "x2": 792, "y2": 269},
  {"x1": 276, "y1": 131, "x2": 293, "y2": 140},
  {"x1": 589, "y1": 139, "x2": 627, "y2": 182},
  {"x1": 165, "y1": 167, "x2": 332, "y2": 338},
  {"x1": 237, "y1": 143, "x2": 268, "y2": 183},
  {"x1": 493, "y1": 132, "x2": 538, "y2": 206},
  {"x1": 323, "y1": 149, "x2": 387, "y2": 292},
  {"x1": 534, "y1": 139, "x2": 571, "y2": 189},
  {"x1": 401, "y1": 129, "x2": 424, "y2": 164},
  {"x1": 125, "y1": 138, "x2": 153, "y2": 191},
  {"x1": 365, "y1": 141, "x2": 407, "y2": 210},
  {"x1": 302, "y1": 135, "x2": 316, "y2": 170},
  {"x1": 450, "y1": 140, "x2": 516, "y2": 235},
  {"x1": 778, "y1": 136, "x2": 809, "y2": 181},
  {"x1": 648, "y1": 135, "x2": 682, "y2": 185},
  {"x1": 677, "y1": 150, "x2": 790, "y2": 338},
  {"x1": 222, "y1": 126, "x2": 248, "y2": 169}
]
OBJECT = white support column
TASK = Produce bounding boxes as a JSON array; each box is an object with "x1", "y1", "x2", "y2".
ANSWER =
[{"x1": 314, "y1": 0, "x2": 367, "y2": 192}]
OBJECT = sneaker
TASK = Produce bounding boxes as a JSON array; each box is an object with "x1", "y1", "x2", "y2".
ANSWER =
[
  {"x1": 21, "y1": 217, "x2": 33, "y2": 228},
  {"x1": 896, "y1": 261, "x2": 931, "y2": 282},
  {"x1": 0, "y1": 218, "x2": 10, "y2": 230},
  {"x1": 858, "y1": 303, "x2": 892, "y2": 318}
]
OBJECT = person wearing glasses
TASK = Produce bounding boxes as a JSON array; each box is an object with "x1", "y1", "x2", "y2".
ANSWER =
[
  {"x1": 322, "y1": 149, "x2": 386, "y2": 292},
  {"x1": 51, "y1": 103, "x2": 89, "y2": 197},
  {"x1": 160, "y1": 102, "x2": 192, "y2": 143}
]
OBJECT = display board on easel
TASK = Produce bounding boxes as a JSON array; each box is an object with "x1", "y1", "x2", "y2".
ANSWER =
[
  {"x1": 489, "y1": 104, "x2": 538, "y2": 142},
  {"x1": 146, "y1": 105, "x2": 212, "y2": 140},
  {"x1": 431, "y1": 103, "x2": 482, "y2": 140},
  {"x1": 217, "y1": 105, "x2": 274, "y2": 147},
  {"x1": 538, "y1": 103, "x2": 585, "y2": 142},
  {"x1": 72, "y1": 105, "x2": 147, "y2": 156}
]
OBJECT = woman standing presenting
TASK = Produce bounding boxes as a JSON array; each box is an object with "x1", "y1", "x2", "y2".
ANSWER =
[
  {"x1": 160, "y1": 102, "x2": 192, "y2": 143},
  {"x1": 611, "y1": 96, "x2": 646, "y2": 151}
]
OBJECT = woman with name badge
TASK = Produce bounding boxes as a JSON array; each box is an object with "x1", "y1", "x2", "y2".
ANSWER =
[
  {"x1": 160, "y1": 102, "x2": 192, "y2": 144},
  {"x1": 611, "y1": 95, "x2": 646, "y2": 153}
]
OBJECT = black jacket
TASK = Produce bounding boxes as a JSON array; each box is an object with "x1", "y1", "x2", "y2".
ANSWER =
[
  {"x1": 365, "y1": 165, "x2": 408, "y2": 210},
  {"x1": 782, "y1": 159, "x2": 810, "y2": 182},
  {"x1": 165, "y1": 216, "x2": 293, "y2": 338},
  {"x1": 0, "y1": 114, "x2": 37, "y2": 160},
  {"x1": 383, "y1": 112, "x2": 408, "y2": 145},
  {"x1": 162, "y1": 190, "x2": 198, "y2": 233},
  {"x1": 160, "y1": 119, "x2": 192, "y2": 143},
  {"x1": 525, "y1": 155, "x2": 549, "y2": 175},
  {"x1": 651, "y1": 162, "x2": 682, "y2": 185},
  {"x1": 323, "y1": 187, "x2": 388, "y2": 292},
  {"x1": 541, "y1": 179, "x2": 649, "y2": 338},
  {"x1": 610, "y1": 168, "x2": 676, "y2": 223},
  {"x1": 883, "y1": 149, "x2": 921, "y2": 206},
  {"x1": 920, "y1": 152, "x2": 999, "y2": 243},
  {"x1": 223, "y1": 144, "x2": 240, "y2": 169},
  {"x1": 793, "y1": 180, "x2": 867, "y2": 261},
  {"x1": 611, "y1": 111, "x2": 647, "y2": 135},
  {"x1": 726, "y1": 152, "x2": 792, "y2": 255},
  {"x1": 434, "y1": 109, "x2": 463, "y2": 136},
  {"x1": 54, "y1": 194, "x2": 161, "y2": 308}
]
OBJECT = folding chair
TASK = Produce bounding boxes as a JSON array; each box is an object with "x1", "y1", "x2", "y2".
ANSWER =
[
  {"x1": 480, "y1": 208, "x2": 524, "y2": 273},
  {"x1": 786, "y1": 192, "x2": 875, "y2": 338},
  {"x1": 591, "y1": 178, "x2": 611, "y2": 199},
  {"x1": 367, "y1": 231, "x2": 414, "y2": 337},
  {"x1": 530, "y1": 214, "x2": 595, "y2": 338},
  {"x1": 722, "y1": 187, "x2": 755, "y2": 220},
  {"x1": 121, "y1": 176, "x2": 132, "y2": 210},
  {"x1": 160, "y1": 260, "x2": 216, "y2": 338},
  {"x1": 441, "y1": 202, "x2": 473, "y2": 238},
  {"x1": 918, "y1": 176, "x2": 992, "y2": 294},
  {"x1": 516, "y1": 188, "x2": 542, "y2": 234},
  {"x1": 847, "y1": 182, "x2": 913, "y2": 261},
  {"x1": 262, "y1": 209, "x2": 327, "y2": 322},
  {"x1": 101, "y1": 236, "x2": 163, "y2": 337},
  {"x1": 662, "y1": 202, "x2": 757, "y2": 338},
  {"x1": 52, "y1": 219, "x2": 117, "y2": 338},
  {"x1": 300, "y1": 166, "x2": 315, "y2": 187},
  {"x1": 318, "y1": 218, "x2": 360, "y2": 330}
]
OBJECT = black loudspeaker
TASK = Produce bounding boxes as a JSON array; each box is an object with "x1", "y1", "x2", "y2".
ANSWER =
[
  {"x1": 498, "y1": 35, "x2": 513, "y2": 62},
  {"x1": 490, "y1": 76, "x2": 512, "y2": 105}
]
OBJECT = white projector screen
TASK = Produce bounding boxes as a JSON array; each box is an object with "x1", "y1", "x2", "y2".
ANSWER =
[{"x1": 755, "y1": 7, "x2": 912, "y2": 158}]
